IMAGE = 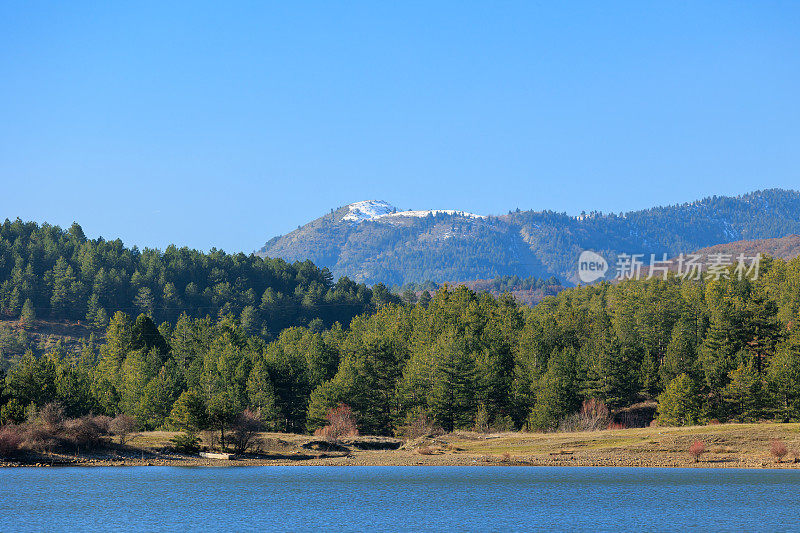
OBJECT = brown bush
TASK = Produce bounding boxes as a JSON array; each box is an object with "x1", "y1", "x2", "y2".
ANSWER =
[
  {"x1": 108, "y1": 414, "x2": 137, "y2": 445},
  {"x1": 64, "y1": 416, "x2": 108, "y2": 450},
  {"x1": 21, "y1": 423, "x2": 60, "y2": 454},
  {"x1": 231, "y1": 409, "x2": 263, "y2": 454},
  {"x1": 38, "y1": 403, "x2": 65, "y2": 432},
  {"x1": 607, "y1": 422, "x2": 626, "y2": 430},
  {"x1": 770, "y1": 440, "x2": 789, "y2": 463},
  {"x1": 416, "y1": 445, "x2": 434, "y2": 455},
  {"x1": 0, "y1": 425, "x2": 22, "y2": 457},
  {"x1": 396, "y1": 408, "x2": 442, "y2": 440},
  {"x1": 92, "y1": 415, "x2": 113, "y2": 433},
  {"x1": 559, "y1": 399, "x2": 610, "y2": 432},
  {"x1": 689, "y1": 440, "x2": 705, "y2": 462},
  {"x1": 314, "y1": 404, "x2": 358, "y2": 442}
]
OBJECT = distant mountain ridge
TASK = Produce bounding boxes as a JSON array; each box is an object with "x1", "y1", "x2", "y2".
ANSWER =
[
  {"x1": 257, "y1": 189, "x2": 800, "y2": 285},
  {"x1": 689, "y1": 234, "x2": 800, "y2": 262}
]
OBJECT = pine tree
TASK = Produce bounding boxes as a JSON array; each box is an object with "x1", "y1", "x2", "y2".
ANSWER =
[
  {"x1": 246, "y1": 357, "x2": 280, "y2": 430},
  {"x1": 167, "y1": 390, "x2": 208, "y2": 432},
  {"x1": 584, "y1": 323, "x2": 639, "y2": 409},
  {"x1": 528, "y1": 346, "x2": 579, "y2": 430},
  {"x1": 429, "y1": 334, "x2": 479, "y2": 432},
  {"x1": 660, "y1": 317, "x2": 698, "y2": 386},
  {"x1": 93, "y1": 307, "x2": 109, "y2": 330},
  {"x1": 134, "y1": 287, "x2": 155, "y2": 316},
  {"x1": 50, "y1": 257, "x2": 81, "y2": 318},
  {"x1": 722, "y1": 362, "x2": 765, "y2": 421},
  {"x1": 767, "y1": 319, "x2": 800, "y2": 420},
  {"x1": 657, "y1": 373, "x2": 702, "y2": 426},
  {"x1": 20, "y1": 298, "x2": 35, "y2": 326},
  {"x1": 240, "y1": 305, "x2": 259, "y2": 336},
  {"x1": 699, "y1": 316, "x2": 742, "y2": 392},
  {"x1": 85, "y1": 293, "x2": 101, "y2": 326},
  {"x1": 418, "y1": 290, "x2": 432, "y2": 309},
  {"x1": 744, "y1": 290, "x2": 780, "y2": 374}
]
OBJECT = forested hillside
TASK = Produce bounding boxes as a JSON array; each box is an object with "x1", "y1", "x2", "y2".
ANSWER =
[
  {"x1": 0, "y1": 218, "x2": 396, "y2": 337},
  {"x1": 258, "y1": 189, "x2": 800, "y2": 285},
  {"x1": 4, "y1": 252, "x2": 800, "y2": 439}
]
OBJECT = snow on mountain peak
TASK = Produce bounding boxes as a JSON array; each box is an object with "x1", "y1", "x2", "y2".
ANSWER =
[
  {"x1": 375, "y1": 209, "x2": 486, "y2": 221},
  {"x1": 342, "y1": 200, "x2": 398, "y2": 223},
  {"x1": 341, "y1": 200, "x2": 486, "y2": 224}
]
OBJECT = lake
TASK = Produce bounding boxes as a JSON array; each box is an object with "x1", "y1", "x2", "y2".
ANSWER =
[{"x1": 1, "y1": 466, "x2": 798, "y2": 532}]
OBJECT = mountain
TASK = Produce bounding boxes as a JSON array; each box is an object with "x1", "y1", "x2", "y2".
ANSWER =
[
  {"x1": 690, "y1": 234, "x2": 800, "y2": 262},
  {"x1": 257, "y1": 189, "x2": 800, "y2": 285}
]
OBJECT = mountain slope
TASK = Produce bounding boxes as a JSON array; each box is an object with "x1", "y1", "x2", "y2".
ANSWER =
[{"x1": 257, "y1": 189, "x2": 800, "y2": 285}]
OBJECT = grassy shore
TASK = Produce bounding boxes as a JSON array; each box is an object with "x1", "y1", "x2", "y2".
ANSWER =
[{"x1": 3, "y1": 423, "x2": 800, "y2": 468}]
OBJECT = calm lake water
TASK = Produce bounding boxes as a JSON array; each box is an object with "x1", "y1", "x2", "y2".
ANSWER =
[{"x1": 1, "y1": 466, "x2": 799, "y2": 532}]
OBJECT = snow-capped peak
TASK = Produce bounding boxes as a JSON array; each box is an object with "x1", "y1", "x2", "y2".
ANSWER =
[
  {"x1": 375, "y1": 209, "x2": 486, "y2": 221},
  {"x1": 342, "y1": 200, "x2": 398, "y2": 223},
  {"x1": 341, "y1": 200, "x2": 486, "y2": 225}
]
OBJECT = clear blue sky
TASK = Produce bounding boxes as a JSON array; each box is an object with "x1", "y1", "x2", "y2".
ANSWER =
[{"x1": 1, "y1": 2, "x2": 798, "y2": 253}]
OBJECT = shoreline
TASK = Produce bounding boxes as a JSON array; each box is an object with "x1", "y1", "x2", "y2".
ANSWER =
[{"x1": 3, "y1": 422, "x2": 800, "y2": 469}]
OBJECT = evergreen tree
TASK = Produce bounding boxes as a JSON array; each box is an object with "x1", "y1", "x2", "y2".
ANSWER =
[
  {"x1": 767, "y1": 320, "x2": 800, "y2": 420},
  {"x1": 166, "y1": 389, "x2": 208, "y2": 432},
  {"x1": 50, "y1": 257, "x2": 81, "y2": 317},
  {"x1": 85, "y1": 293, "x2": 101, "y2": 325},
  {"x1": 722, "y1": 362, "x2": 766, "y2": 421},
  {"x1": 5, "y1": 350, "x2": 58, "y2": 408},
  {"x1": 657, "y1": 373, "x2": 702, "y2": 426},
  {"x1": 134, "y1": 287, "x2": 155, "y2": 316},
  {"x1": 660, "y1": 317, "x2": 698, "y2": 386},
  {"x1": 93, "y1": 307, "x2": 109, "y2": 330},
  {"x1": 528, "y1": 346, "x2": 579, "y2": 430},
  {"x1": 699, "y1": 316, "x2": 742, "y2": 392},
  {"x1": 584, "y1": 324, "x2": 638, "y2": 408},
  {"x1": 429, "y1": 333, "x2": 480, "y2": 432},
  {"x1": 20, "y1": 298, "x2": 35, "y2": 325}
]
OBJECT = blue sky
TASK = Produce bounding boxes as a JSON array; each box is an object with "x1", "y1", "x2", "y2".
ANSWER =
[{"x1": 1, "y1": 2, "x2": 798, "y2": 253}]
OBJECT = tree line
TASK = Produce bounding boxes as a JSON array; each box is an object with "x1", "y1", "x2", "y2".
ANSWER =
[
  {"x1": 0, "y1": 218, "x2": 397, "y2": 339},
  {"x1": 3, "y1": 253, "x2": 800, "y2": 438}
]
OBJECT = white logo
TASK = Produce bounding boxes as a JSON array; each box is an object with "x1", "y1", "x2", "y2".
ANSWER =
[{"x1": 577, "y1": 250, "x2": 608, "y2": 283}]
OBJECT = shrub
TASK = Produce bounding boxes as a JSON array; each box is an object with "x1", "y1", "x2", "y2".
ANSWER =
[
  {"x1": 396, "y1": 408, "x2": 441, "y2": 440},
  {"x1": 63, "y1": 416, "x2": 108, "y2": 450},
  {"x1": 230, "y1": 409, "x2": 263, "y2": 454},
  {"x1": 416, "y1": 445, "x2": 434, "y2": 455},
  {"x1": 770, "y1": 440, "x2": 789, "y2": 463},
  {"x1": 0, "y1": 425, "x2": 22, "y2": 457},
  {"x1": 92, "y1": 415, "x2": 113, "y2": 433},
  {"x1": 314, "y1": 404, "x2": 358, "y2": 442},
  {"x1": 689, "y1": 440, "x2": 705, "y2": 462},
  {"x1": 491, "y1": 415, "x2": 516, "y2": 433},
  {"x1": 21, "y1": 423, "x2": 60, "y2": 454},
  {"x1": 109, "y1": 414, "x2": 137, "y2": 445},
  {"x1": 38, "y1": 403, "x2": 65, "y2": 433},
  {"x1": 170, "y1": 431, "x2": 201, "y2": 454},
  {"x1": 474, "y1": 404, "x2": 490, "y2": 433},
  {"x1": 1, "y1": 399, "x2": 25, "y2": 425},
  {"x1": 558, "y1": 399, "x2": 610, "y2": 432}
]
